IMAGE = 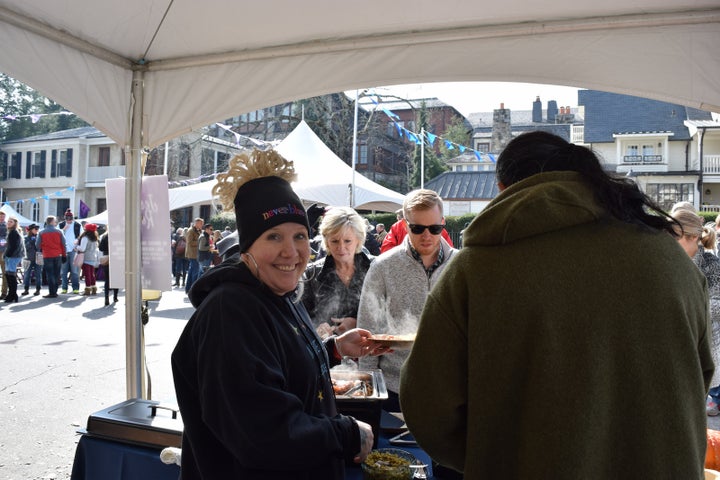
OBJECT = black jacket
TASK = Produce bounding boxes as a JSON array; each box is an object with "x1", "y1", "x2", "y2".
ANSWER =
[
  {"x1": 172, "y1": 261, "x2": 359, "y2": 480},
  {"x1": 302, "y1": 252, "x2": 374, "y2": 328},
  {"x1": 5, "y1": 229, "x2": 25, "y2": 259}
]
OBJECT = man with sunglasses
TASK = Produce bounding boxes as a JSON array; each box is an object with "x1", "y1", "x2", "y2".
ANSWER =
[
  {"x1": 357, "y1": 188, "x2": 457, "y2": 411},
  {"x1": 380, "y1": 208, "x2": 454, "y2": 253}
]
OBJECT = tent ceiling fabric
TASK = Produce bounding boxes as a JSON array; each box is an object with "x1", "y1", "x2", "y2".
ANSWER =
[{"x1": 0, "y1": 1, "x2": 719, "y2": 148}]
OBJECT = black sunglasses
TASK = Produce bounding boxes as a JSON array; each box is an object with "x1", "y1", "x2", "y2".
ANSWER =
[{"x1": 408, "y1": 223, "x2": 443, "y2": 235}]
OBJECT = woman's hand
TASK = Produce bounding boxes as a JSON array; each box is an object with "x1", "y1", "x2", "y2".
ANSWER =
[
  {"x1": 331, "y1": 316, "x2": 356, "y2": 335},
  {"x1": 335, "y1": 328, "x2": 390, "y2": 357},
  {"x1": 354, "y1": 419, "x2": 374, "y2": 463}
]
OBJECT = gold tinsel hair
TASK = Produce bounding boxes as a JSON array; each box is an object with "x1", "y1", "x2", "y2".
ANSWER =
[{"x1": 212, "y1": 148, "x2": 297, "y2": 212}]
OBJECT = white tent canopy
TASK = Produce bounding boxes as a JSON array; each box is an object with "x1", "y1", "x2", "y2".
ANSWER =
[
  {"x1": 81, "y1": 210, "x2": 108, "y2": 226},
  {"x1": 0, "y1": 203, "x2": 34, "y2": 227},
  {"x1": 164, "y1": 121, "x2": 405, "y2": 212},
  {"x1": 277, "y1": 121, "x2": 404, "y2": 212},
  {"x1": 1, "y1": 0, "x2": 717, "y2": 399}
]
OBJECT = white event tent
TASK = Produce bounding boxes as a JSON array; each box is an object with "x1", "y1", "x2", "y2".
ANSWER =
[
  {"x1": 0, "y1": 0, "x2": 717, "y2": 399},
  {"x1": 160, "y1": 120, "x2": 405, "y2": 212},
  {"x1": 277, "y1": 121, "x2": 405, "y2": 212},
  {"x1": 0, "y1": 203, "x2": 35, "y2": 227}
]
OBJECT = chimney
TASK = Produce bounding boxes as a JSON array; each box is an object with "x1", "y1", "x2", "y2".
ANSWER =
[
  {"x1": 547, "y1": 100, "x2": 558, "y2": 123},
  {"x1": 532, "y1": 96, "x2": 542, "y2": 123},
  {"x1": 492, "y1": 104, "x2": 512, "y2": 153}
]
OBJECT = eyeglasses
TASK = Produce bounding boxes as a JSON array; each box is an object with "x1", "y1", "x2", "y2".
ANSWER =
[{"x1": 408, "y1": 223, "x2": 443, "y2": 235}]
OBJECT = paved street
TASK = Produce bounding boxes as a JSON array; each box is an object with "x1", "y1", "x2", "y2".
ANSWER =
[{"x1": 0, "y1": 285, "x2": 193, "y2": 480}]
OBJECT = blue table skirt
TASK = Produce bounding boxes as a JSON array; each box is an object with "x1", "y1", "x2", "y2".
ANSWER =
[
  {"x1": 71, "y1": 432, "x2": 435, "y2": 480},
  {"x1": 71, "y1": 435, "x2": 180, "y2": 480}
]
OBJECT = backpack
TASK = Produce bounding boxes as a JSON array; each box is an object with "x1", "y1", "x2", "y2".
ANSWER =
[{"x1": 175, "y1": 237, "x2": 186, "y2": 256}]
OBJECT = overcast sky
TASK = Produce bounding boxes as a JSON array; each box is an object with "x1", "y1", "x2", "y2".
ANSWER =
[{"x1": 357, "y1": 82, "x2": 582, "y2": 117}]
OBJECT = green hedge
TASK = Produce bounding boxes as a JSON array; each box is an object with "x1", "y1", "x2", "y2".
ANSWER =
[{"x1": 701, "y1": 211, "x2": 719, "y2": 224}]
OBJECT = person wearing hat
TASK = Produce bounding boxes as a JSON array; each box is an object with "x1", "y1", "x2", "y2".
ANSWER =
[
  {"x1": 22, "y1": 223, "x2": 42, "y2": 296},
  {"x1": 75, "y1": 223, "x2": 99, "y2": 295},
  {"x1": 171, "y1": 148, "x2": 389, "y2": 480},
  {"x1": 58, "y1": 208, "x2": 81, "y2": 294}
]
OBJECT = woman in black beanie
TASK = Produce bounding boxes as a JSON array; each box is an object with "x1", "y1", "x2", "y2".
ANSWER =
[{"x1": 171, "y1": 148, "x2": 386, "y2": 480}]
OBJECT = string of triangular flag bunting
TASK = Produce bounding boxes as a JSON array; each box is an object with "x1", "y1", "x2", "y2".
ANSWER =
[
  {"x1": 368, "y1": 96, "x2": 495, "y2": 163},
  {"x1": 2, "y1": 186, "x2": 75, "y2": 209},
  {"x1": 215, "y1": 123, "x2": 276, "y2": 151}
]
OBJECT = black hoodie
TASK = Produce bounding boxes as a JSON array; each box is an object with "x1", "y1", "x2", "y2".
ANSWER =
[{"x1": 172, "y1": 260, "x2": 359, "y2": 480}]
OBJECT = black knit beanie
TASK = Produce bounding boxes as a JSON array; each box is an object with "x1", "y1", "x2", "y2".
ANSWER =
[{"x1": 233, "y1": 176, "x2": 309, "y2": 253}]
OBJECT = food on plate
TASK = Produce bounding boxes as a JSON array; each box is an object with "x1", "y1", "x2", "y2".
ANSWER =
[
  {"x1": 331, "y1": 377, "x2": 373, "y2": 397},
  {"x1": 368, "y1": 334, "x2": 416, "y2": 350},
  {"x1": 361, "y1": 448, "x2": 414, "y2": 480}
]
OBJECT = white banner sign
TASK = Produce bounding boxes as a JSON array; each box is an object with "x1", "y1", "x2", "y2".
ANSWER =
[{"x1": 106, "y1": 176, "x2": 172, "y2": 291}]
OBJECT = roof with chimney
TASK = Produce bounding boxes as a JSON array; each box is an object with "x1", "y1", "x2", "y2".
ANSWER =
[{"x1": 579, "y1": 90, "x2": 713, "y2": 143}]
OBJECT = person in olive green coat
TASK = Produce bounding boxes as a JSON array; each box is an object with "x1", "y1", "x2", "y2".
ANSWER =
[{"x1": 400, "y1": 131, "x2": 713, "y2": 480}]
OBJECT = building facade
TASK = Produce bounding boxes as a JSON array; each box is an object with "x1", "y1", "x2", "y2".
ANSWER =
[{"x1": 0, "y1": 126, "x2": 238, "y2": 227}]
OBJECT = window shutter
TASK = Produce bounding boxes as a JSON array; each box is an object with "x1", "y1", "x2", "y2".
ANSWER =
[
  {"x1": 13, "y1": 152, "x2": 21, "y2": 179},
  {"x1": 25, "y1": 151, "x2": 31, "y2": 179},
  {"x1": 66, "y1": 149, "x2": 73, "y2": 177},
  {"x1": 51, "y1": 150, "x2": 57, "y2": 177},
  {"x1": 40, "y1": 150, "x2": 47, "y2": 177}
]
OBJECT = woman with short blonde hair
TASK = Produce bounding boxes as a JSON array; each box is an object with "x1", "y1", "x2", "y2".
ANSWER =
[
  {"x1": 303, "y1": 206, "x2": 375, "y2": 337},
  {"x1": 671, "y1": 208, "x2": 703, "y2": 258}
]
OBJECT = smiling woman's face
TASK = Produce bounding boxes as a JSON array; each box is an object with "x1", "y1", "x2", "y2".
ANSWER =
[{"x1": 245, "y1": 222, "x2": 310, "y2": 296}]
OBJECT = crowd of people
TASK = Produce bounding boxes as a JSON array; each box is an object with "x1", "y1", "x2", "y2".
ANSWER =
[
  {"x1": 0, "y1": 209, "x2": 117, "y2": 306},
  {"x1": 3, "y1": 130, "x2": 716, "y2": 478},
  {"x1": 169, "y1": 133, "x2": 720, "y2": 479}
]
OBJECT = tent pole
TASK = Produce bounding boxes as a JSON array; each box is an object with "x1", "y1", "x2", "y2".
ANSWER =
[
  {"x1": 350, "y1": 89, "x2": 359, "y2": 207},
  {"x1": 125, "y1": 70, "x2": 146, "y2": 400}
]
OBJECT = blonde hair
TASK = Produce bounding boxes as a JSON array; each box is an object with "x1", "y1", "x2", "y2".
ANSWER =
[
  {"x1": 213, "y1": 149, "x2": 296, "y2": 212},
  {"x1": 319, "y1": 206, "x2": 366, "y2": 254},
  {"x1": 701, "y1": 224, "x2": 717, "y2": 250},
  {"x1": 671, "y1": 201, "x2": 697, "y2": 214},
  {"x1": 6, "y1": 216, "x2": 20, "y2": 232},
  {"x1": 671, "y1": 209, "x2": 703, "y2": 238},
  {"x1": 402, "y1": 189, "x2": 444, "y2": 219}
]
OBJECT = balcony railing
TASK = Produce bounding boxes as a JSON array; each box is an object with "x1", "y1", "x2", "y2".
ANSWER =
[
  {"x1": 703, "y1": 155, "x2": 720, "y2": 174},
  {"x1": 87, "y1": 165, "x2": 126, "y2": 183},
  {"x1": 623, "y1": 155, "x2": 664, "y2": 164}
]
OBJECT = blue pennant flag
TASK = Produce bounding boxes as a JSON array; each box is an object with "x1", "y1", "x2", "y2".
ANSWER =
[
  {"x1": 488, "y1": 153, "x2": 496, "y2": 163},
  {"x1": 474, "y1": 151, "x2": 483, "y2": 161},
  {"x1": 426, "y1": 132, "x2": 437, "y2": 146},
  {"x1": 382, "y1": 107, "x2": 400, "y2": 120},
  {"x1": 406, "y1": 130, "x2": 421, "y2": 145},
  {"x1": 444, "y1": 140, "x2": 455, "y2": 150},
  {"x1": 42, "y1": 195, "x2": 49, "y2": 200},
  {"x1": 459, "y1": 145, "x2": 466, "y2": 153},
  {"x1": 395, "y1": 123, "x2": 404, "y2": 137},
  {"x1": 68, "y1": 186, "x2": 74, "y2": 191}
]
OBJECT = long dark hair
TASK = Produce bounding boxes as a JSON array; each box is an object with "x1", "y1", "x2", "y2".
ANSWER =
[{"x1": 497, "y1": 131, "x2": 677, "y2": 235}]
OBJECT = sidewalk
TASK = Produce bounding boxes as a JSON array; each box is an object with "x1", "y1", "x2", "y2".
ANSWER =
[{"x1": 0, "y1": 285, "x2": 193, "y2": 480}]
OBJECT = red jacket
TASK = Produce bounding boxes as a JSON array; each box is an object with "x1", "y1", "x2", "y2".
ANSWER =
[
  {"x1": 37, "y1": 227, "x2": 66, "y2": 258},
  {"x1": 380, "y1": 219, "x2": 454, "y2": 253}
]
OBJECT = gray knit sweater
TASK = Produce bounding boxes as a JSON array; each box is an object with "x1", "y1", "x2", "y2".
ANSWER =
[{"x1": 357, "y1": 236, "x2": 456, "y2": 393}]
